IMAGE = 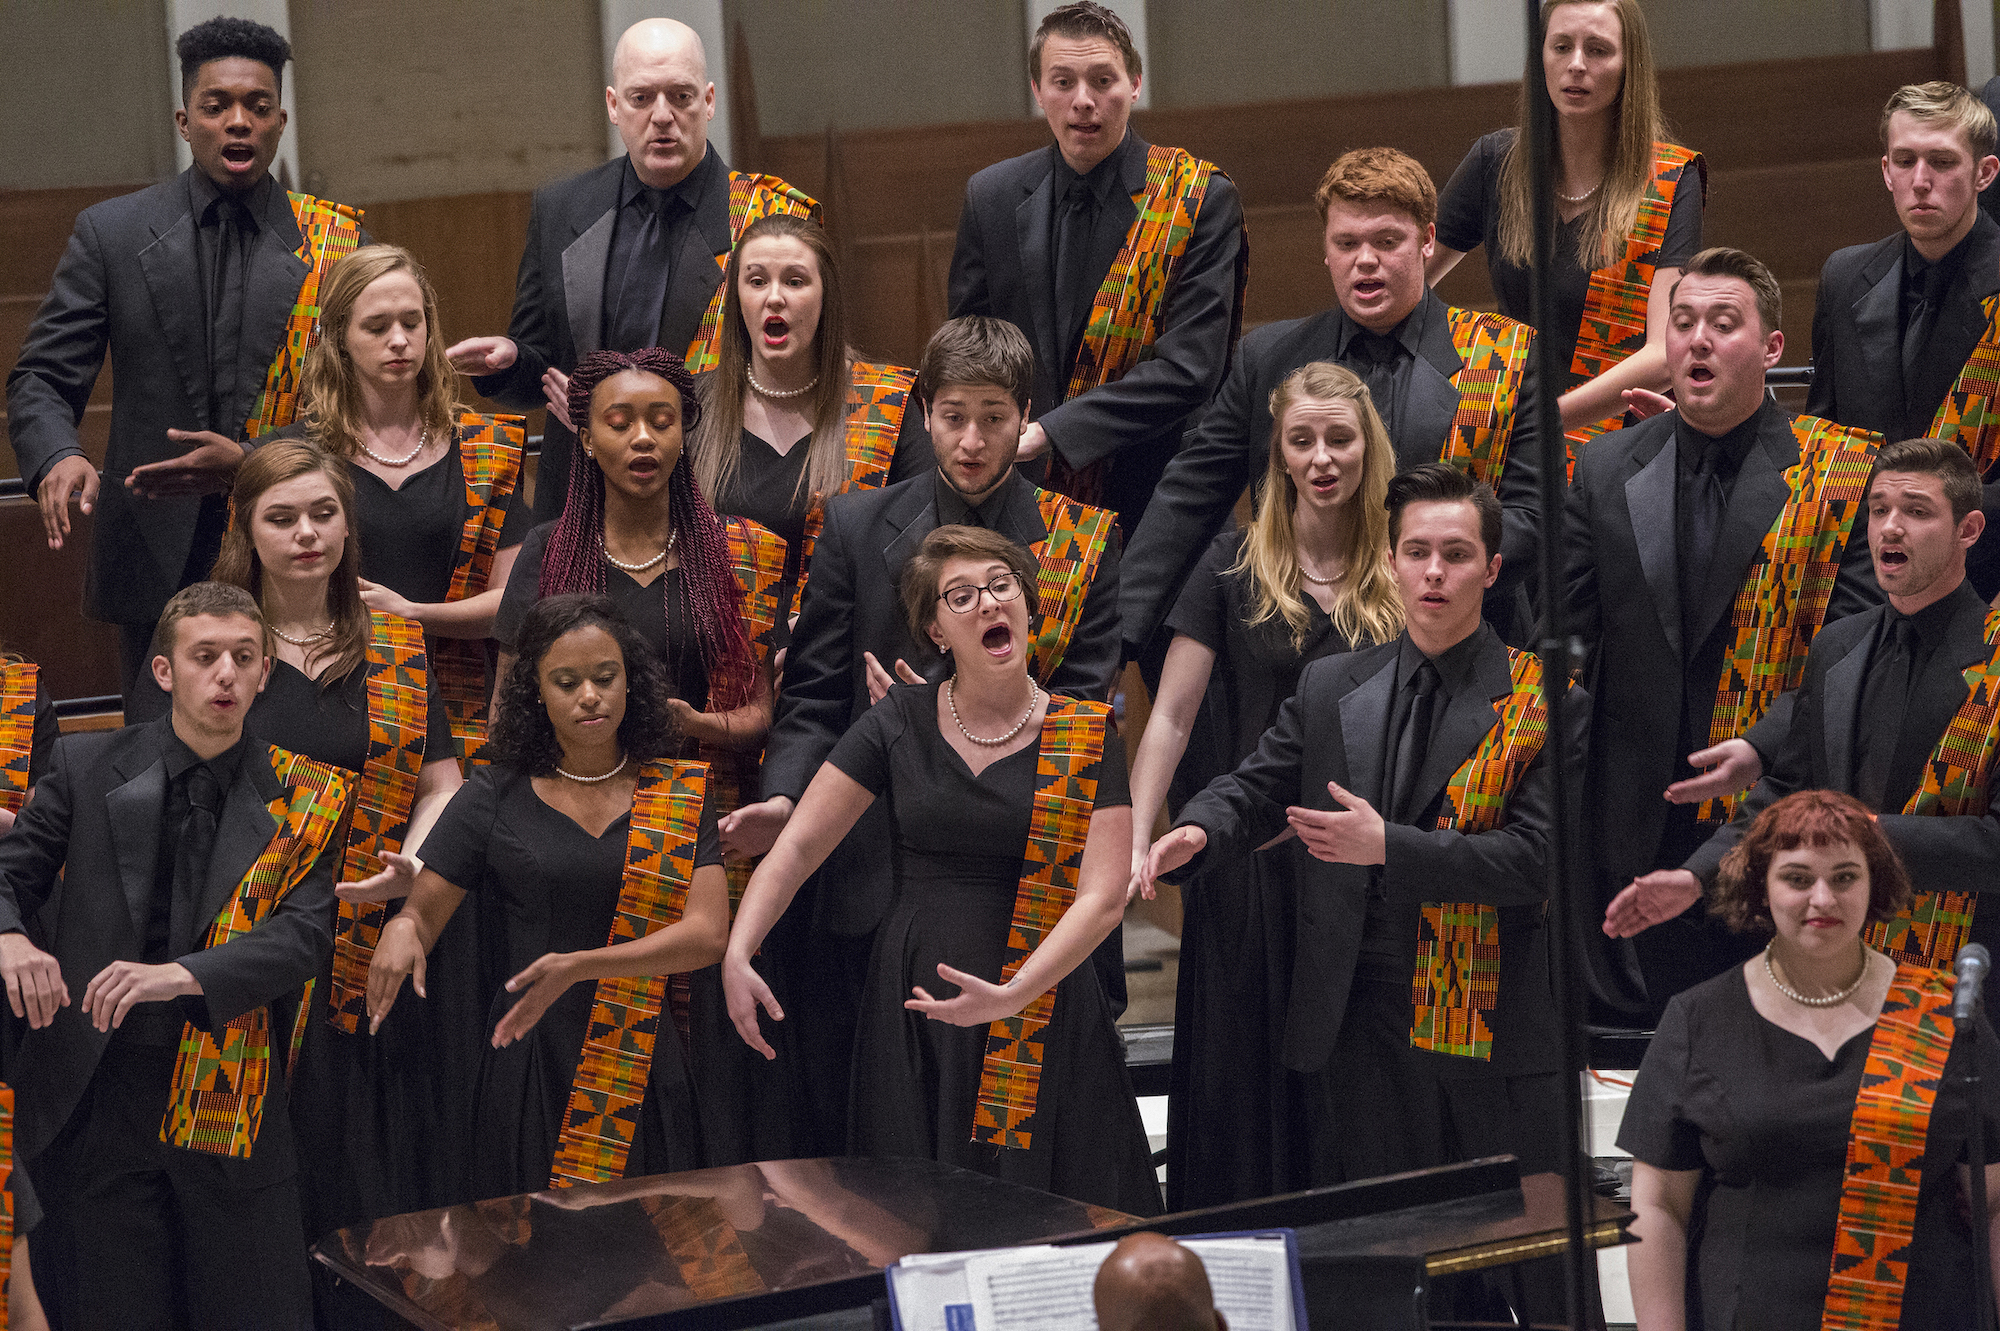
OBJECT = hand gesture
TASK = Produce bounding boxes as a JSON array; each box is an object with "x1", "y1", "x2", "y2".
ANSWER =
[
  {"x1": 126, "y1": 430, "x2": 246, "y2": 499},
  {"x1": 81, "y1": 960, "x2": 195, "y2": 1032},
  {"x1": 36, "y1": 455, "x2": 99, "y2": 550},
  {"x1": 0, "y1": 932, "x2": 68, "y2": 1028},
  {"x1": 444, "y1": 335, "x2": 518, "y2": 376},
  {"x1": 862, "y1": 652, "x2": 924, "y2": 706},
  {"x1": 1288, "y1": 781, "x2": 1386, "y2": 865},
  {"x1": 491, "y1": 952, "x2": 576, "y2": 1048},
  {"x1": 541, "y1": 368, "x2": 572, "y2": 430},
  {"x1": 337, "y1": 850, "x2": 420, "y2": 904},
  {"x1": 1603, "y1": 869, "x2": 1703, "y2": 938},
  {"x1": 906, "y1": 963, "x2": 1021, "y2": 1027},
  {"x1": 366, "y1": 915, "x2": 428, "y2": 1034},
  {"x1": 1620, "y1": 388, "x2": 1675, "y2": 421},
  {"x1": 719, "y1": 796, "x2": 793, "y2": 860},
  {"x1": 1127, "y1": 842, "x2": 1150, "y2": 904},
  {"x1": 723, "y1": 950, "x2": 784, "y2": 1060},
  {"x1": 1140, "y1": 825, "x2": 1206, "y2": 897},
  {"x1": 1664, "y1": 738, "x2": 1762, "y2": 805},
  {"x1": 357, "y1": 578, "x2": 420, "y2": 623},
  {"x1": 1015, "y1": 421, "x2": 1051, "y2": 462}
]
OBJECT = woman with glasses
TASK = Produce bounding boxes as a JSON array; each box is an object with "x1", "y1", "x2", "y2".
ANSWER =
[{"x1": 720, "y1": 525, "x2": 1160, "y2": 1214}]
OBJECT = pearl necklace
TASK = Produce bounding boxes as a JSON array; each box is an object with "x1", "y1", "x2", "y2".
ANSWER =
[
  {"x1": 1299, "y1": 559, "x2": 1344, "y2": 587},
  {"x1": 270, "y1": 620, "x2": 334, "y2": 647},
  {"x1": 746, "y1": 368, "x2": 819, "y2": 400},
  {"x1": 947, "y1": 678, "x2": 1042, "y2": 747},
  {"x1": 554, "y1": 753, "x2": 628, "y2": 783},
  {"x1": 357, "y1": 427, "x2": 428, "y2": 467},
  {"x1": 601, "y1": 526, "x2": 677, "y2": 573},
  {"x1": 1557, "y1": 181, "x2": 1602, "y2": 204},
  {"x1": 1763, "y1": 943, "x2": 1871, "y2": 1008}
]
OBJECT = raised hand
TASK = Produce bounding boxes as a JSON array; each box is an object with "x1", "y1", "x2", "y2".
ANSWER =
[
  {"x1": 126, "y1": 430, "x2": 246, "y2": 499},
  {"x1": 444, "y1": 335, "x2": 517, "y2": 375},
  {"x1": 0, "y1": 931, "x2": 68, "y2": 1028},
  {"x1": 719, "y1": 796, "x2": 794, "y2": 860},
  {"x1": 722, "y1": 950, "x2": 783, "y2": 1060},
  {"x1": 366, "y1": 914, "x2": 428, "y2": 1034},
  {"x1": 36, "y1": 454, "x2": 99, "y2": 550},
  {"x1": 1664, "y1": 738, "x2": 1762, "y2": 805},
  {"x1": 491, "y1": 952, "x2": 576, "y2": 1047},
  {"x1": 80, "y1": 959, "x2": 196, "y2": 1032},
  {"x1": 337, "y1": 850, "x2": 421, "y2": 904},
  {"x1": 1287, "y1": 780, "x2": 1386, "y2": 866},
  {"x1": 1604, "y1": 869, "x2": 1703, "y2": 938},
  {"x1": 906, "y1": 963, "x2": 1021, "y2": 1027}
]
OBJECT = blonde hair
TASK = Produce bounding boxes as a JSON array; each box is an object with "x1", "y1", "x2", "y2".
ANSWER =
[
  {"x1": 295, "y1": 244, "x2": 462, "y2": 456},
  {"x1": 1498, "y1": 0, "x2": 1674, "y2": 270},
  {"x1": 1880, "y1": 80, "x2": 1999, "y2": 158},
  {"x1": 1232, "y1": 363, "x2": 1402, "y2": 651}
]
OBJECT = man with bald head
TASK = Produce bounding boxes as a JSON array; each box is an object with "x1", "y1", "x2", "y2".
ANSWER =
[
  {"x1": 449, "y1": 18, "x2": 818, "y2": 520},
  {"x1": 1093, "y1": 1234, "x2": 1228, "y2": 1331}
]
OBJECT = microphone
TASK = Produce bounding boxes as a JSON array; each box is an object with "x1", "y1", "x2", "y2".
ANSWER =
[{"x1": 1954, "y1": 944, "x2": 1992, "y2": 1024}]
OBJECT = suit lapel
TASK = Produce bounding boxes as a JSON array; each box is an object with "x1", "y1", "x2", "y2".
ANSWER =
[
  {"x1": 106, "y1": 753, "x2": 168, "y2": 945},
  {"x1": 1401, "y1": 295, "x2": 1464, "y2": 465},
  {"x1": 660, "y1": 165, "x2": 733, "y2": 355},
  {"x1": 1623, "y1": 429, "x2": 1682, "y2": 660},
  {"x1": 1015, "y1": 154, "x2": 1060, "y2": 388},
  {"x1": 1690, "y1": 411, "x2": 1796, "y2": 649},
  {"x1": 231, "y1": 185, "x2": 309, "y2": 435},
  {"x1": 1822, "y1": 627, "x2": 1871, "y2": 789},
  {"x1": 1336, "y1": 655, "x2": 1399, "y2": 810},
  {"x1": 1406, "y1": 631, "x2": 1509, "y2": 821},
  {"x1": 1935, "y1": 215, "x2": 2000, "y2": 377},
  {"x1": 1850, "y1": 245, "x2": 1905, "y2": 426},
  {"x1": 138, "y1": 176, "x2": 215, "y2": 430},
  {"x1": 561, "y1": 206, "x2": 618, "y2": 360},
  {"x1": 191, "y1": 750, "x2": 284, "y2": 952}
]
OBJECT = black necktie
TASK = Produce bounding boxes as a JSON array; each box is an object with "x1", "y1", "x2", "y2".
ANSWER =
[
  {"x1": 1054, "y1": 178, "x2": 1095, "y2": 360},
  {"x1": 610, "y1": 189, "x2": 674, "y2": 353},
  {"x1": 1856, "y1": 618, "x2": 1916, "y2": 810},
  {"x1": 1357, "y1": 332, "x2": 1402, "y2": 425},
  {"x1": 1680, "y1": 443, "x2": 1726, "y2": 620},
  {"x1": 1390, "y1": 661, "x2": 1442, "y2": 824},
  {"x1": 209, "y1": 199, "x2": 249, "y2": 427},
  {"x1": 1903, "y1": 262, "x2": 1944, "y2": 394},
  {"x1": 171, "y1": 764, "x2": 223, "y2": 957}
]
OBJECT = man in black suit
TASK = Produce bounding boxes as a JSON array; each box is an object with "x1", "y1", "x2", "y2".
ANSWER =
[
  {"x1": 448, "y1": 17, "x2": 816, "y2": 525},
  {"x1": 1608, "y1": 436, "x2": 2000, "y2": 956},
  {"x1": 7, "y1": 17, "x2": 367, "y2": 712},
  {"x1": 720, "y1": 316, "x2": 1121, "y2": 1151},
  {"x1": 947, "y1": 1, "x2": 1245, "y2": 536},
  {"x1": 0, "y1": 582, "x2": 346, "y2": 1329},
  {"x1": 1145, "y1": 463, "x2": 1580, "y2": 1191},
  {"x1": 1568, "y1": 247, "x2": 1881, "y2": 1023},
  {"x1": 1120, "y1": 147, "x2": 1543, "y2": 657}
]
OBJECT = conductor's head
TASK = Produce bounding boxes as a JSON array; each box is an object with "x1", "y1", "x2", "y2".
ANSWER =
[{"x1": 1092, "y1": 1233, "x2": 1228, "y2": 1331}]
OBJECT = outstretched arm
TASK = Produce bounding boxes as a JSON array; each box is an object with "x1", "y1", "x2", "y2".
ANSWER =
[
  {"x1": 366, "y1": 868, "x2": 469, "y2": 1033},
  {"x1": 1127, "y1": 635, "x2": 1215, "y2": 896}
]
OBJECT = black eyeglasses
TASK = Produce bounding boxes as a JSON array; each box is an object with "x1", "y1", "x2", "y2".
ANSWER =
[{"x1": 937, "y1": 573, "x2": 1026, "y2": 614}]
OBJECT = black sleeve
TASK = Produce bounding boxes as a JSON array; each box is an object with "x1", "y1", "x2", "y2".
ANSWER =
[
  {"x1": 1044, "y1": 522, "x2": 1123, "y2": 703},
  {"x1": 1091, "y1": 722, "x2": 1132, "y2": 810},
  {"x1": 1163, "y1": 533, "x2": 1233, "y2": 653},
  {"x1": 423, "y1": 667, "x2": 455, "y2": 767},
  {"x1": 1491, "y1": 338, "x2": 1544, "y2": 610},
  {"x1": 1684, "y1": 671, "x2": 1815, "y2": 886},
  {"x1": 1436, "y1": 134, "x2": 1502, "y2": 255},
  {"x1": 887, "y1": 395, "x2": 935, "y2": 485},
  {"x1": 1615, "y1": 992, "x2": 1707, "y2": 1170},
  {"x1": 495, "y1": 463, "x2": 531, "y2": 551},
  {"x1": 1805, "y1": 259, "x2": 1839, "y2": 423},
  {"x1": 246, "y1": 420, "x2": 311, "y2": 450},
  {"x1": 1169, "y1": 662, "x2": 1315, "y2": 873},
  {"x1": 947, "y1": 180, "x2": 991, "y2": 318},
  {"x1": 414, "y1": 766, "x2": 504, "y2": 892},
  {"x1": 764, "y1": 492, "x2": 865, "y2": 800},
  {"x1": 28, "y1": 683, "x2": 58, "y2": 786},
  {"x1": 493, "y1": 523, "x2": 551, "y2": 653},
  {"x1": 0, "y1": 736, "x2": 78, "y2": 932},
  {"x1": 5, "y1": 209, "x2": 108, "y2": 492},
  {"x1": 1656, "y1": 154, "x2": 1706, "y2": 270},
  {"x1": 823, "y1": 689, "x2": 906, "y2": 797},
  {"x1": 470, "y1": 194, "x2": 558, "y2": 409},
  {"x1": 695, "y1": 780, "x2": 722, "y2": 869}
]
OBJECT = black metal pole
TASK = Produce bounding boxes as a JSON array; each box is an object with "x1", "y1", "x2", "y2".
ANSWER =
[
  {"x1": 1522, "y1": 1, "x2": 1594, "y2": 1326},
  {"x1": 1962, "y1": 1009, "x2": 1996, "y2": 1331}
]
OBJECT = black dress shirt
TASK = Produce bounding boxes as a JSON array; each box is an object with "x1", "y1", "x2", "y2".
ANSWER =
[
  {"x1": 1902, "y1": 229, "x2": 1972, "y2": 422},
  {"x1": 1856, "y1": 579, "x2": 1989, "y2": 811},
  {"x1": 1049, "y1": 136, "x2": 1131, "y2": 370},
  {"x1": 602, "y1": 150, "x2": 717, "y2": 352},
  {"x1": 1333, "y1": 301, "x2": 1429, "y2": 440},
  {"x1": 1673, "y1": 410, "x2": 1761, "y2": 639},
  {"x1": 189, "y1": 170, "x2": 273, "y2": 434},
  {"x1": 933, "y1": 468, "x2": 1013, "y2": 530}
]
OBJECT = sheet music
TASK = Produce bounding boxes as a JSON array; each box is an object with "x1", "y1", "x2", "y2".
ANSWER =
[
  {"x1": 1180, "y1": 1237, "x2": 1292, "y2": 1330},
  {"x1": 965, "y1": 1243, "x2": 1112, "y2": 1329}
]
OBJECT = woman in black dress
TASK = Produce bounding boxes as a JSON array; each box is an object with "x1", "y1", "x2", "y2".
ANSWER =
[
  {"x1": 1430, "y1": 0, "x2": 1703, "y2": 442},
  {"x1": 368, "y1": 594, "x2": 730, "y2": 1197},
  {"x1": 724, "y1": 526, "x2": 1159, "y2": 1215},
  {"x1": 1127, "y1": 361, "x2": 1403, "y2": 1209},
  {"x1": 1620, "y1": 790, "x2": 2000, "y2": 1331}
]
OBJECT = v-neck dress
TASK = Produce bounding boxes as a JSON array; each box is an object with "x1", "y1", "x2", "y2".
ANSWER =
[
  {"x1": 1618, "y1": 964, "x2": 2000, "y2": 1331},
  {"x1": 417, "y1": 763, "x2": 722, "y2": 1197},
  {"x1": 824, "y1": 682, "x2": 1160, "y2": 1215}
]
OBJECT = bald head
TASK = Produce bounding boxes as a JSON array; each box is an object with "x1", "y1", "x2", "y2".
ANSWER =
[
  {"x1": 1092, "y1": 1234, "x2": 1227, "y2": 1331},
  {"x1": 606, "y1": 18, "x2": 715, "y2": 188}
]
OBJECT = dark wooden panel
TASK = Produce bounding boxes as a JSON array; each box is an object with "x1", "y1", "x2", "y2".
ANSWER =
[
  {"x1": 0, "y1": 185, "x2": 144, "y2": 296},
  {"x1": 0, "y1": 497, "x2": 120, "y2": 701}
]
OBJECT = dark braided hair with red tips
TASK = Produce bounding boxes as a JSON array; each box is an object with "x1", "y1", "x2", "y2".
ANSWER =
[{"x1": 540, "y1": 348, "x2": 756, "y2": 711}]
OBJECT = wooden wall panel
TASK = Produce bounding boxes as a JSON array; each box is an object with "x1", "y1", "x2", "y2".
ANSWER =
[{"x1": 0, "y1": 498, "x2": 119, "y2": 701}]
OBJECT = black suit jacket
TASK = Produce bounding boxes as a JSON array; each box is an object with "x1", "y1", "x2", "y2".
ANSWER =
[
  {"x1": 764, "y1": 468, "x2": 1121, "y2": 936},
  {"x1": 476, "y1": 149, "x2": 750, "y2": 524},
  {"x1": 1684, "y1": 592, "x2": 2000, "y2": 946},
  {"x1": 0, "y1": 718, "x2": 335, "y2": 1181},
  {"x1": 948, "y1": 133, "x2": 1246, "y2": 528},
  {"x1": 1564, "y1": 404, "x2": 1880, "y2": 911},
  {"x1": 1173, "y1": 626, "x2": 1581, "y2": 1078},
  {"x1": 1120, "y1": 292, "x2": 1544, "y2": 651},
  {"x1": 6, "y1": 169, "x2": 348, "y2": 625}
]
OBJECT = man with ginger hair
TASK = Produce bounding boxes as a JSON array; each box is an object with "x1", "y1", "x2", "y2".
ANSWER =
[
  {"x1": 1093, "y1": 1233, "x2": 1227, "y2": 1331},
  {"x1": 449, "y1": 17, "x2": 817, "y2": 522}
]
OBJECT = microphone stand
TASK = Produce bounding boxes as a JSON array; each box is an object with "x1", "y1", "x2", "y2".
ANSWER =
[{"x1": 1961, "y1": 997, "x2": 1996, "y2": 1331}]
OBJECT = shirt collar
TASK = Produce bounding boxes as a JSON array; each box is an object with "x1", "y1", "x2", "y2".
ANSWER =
[
  {"x1": 933, "y1": 467, "x2": 1016, "y2": 528},
  {"x1": 1674, "y1": 400, "x2": 1765, "y2": 476},
  {"x1": 1394, "y1": 621, "x2": 1489, "y2": 698},
  {"x1": 191, "y1": 169, "x2": 272, "y2": 229},
  {"x1": 162, "y1": 725, "x2": 250, "y2": 790},
  {"x1": 1886, "y1": 577, "x2": 1984, "y2": 653},
  {"x1": 1333, "y1": 297, "x2": 1427, "y2": 363},
  {"x1": 1050, "y1": 130, "x2": 1134, "y2": 206},
  {"x1": 1905, "y1": 225, "x2": 1973, "y2": 286},
  {"x1": 621, "y1": 145, "x2": 716, "y2": 213}
]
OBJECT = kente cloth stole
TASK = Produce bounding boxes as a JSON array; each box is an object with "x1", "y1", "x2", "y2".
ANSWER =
[
  {"x1": 1696, "y1": 415, "x2": 1881, "y2": 827},
  {"x1": 0, "y1": 1083, "x2": 12, "y2": 1328},
  {"x1": 320, "y1": 613, "x2": 430, "y2": 1037},
  {"x1": 1931, "y1": 293, "x2": 2000, "y2": 473},
  {"x1": 1819, "y1": 964, "x2": 1954, "y2": 1331},
  {"x1": 549, "y1": 760, "x2": 707, "y2": 1187},
  {"x1": 683, "y1": 174, "x2": 821, "y2": 375},
  {"x1": 1441, "y1": 308, "x2": 1535, "y2": 489},
  {"x1": 1410, "y1": 648, "x2": 1553, "y2": 1061},
  {"x1": 1024, "y1": 490, "x2": 1116, "y2": 686},
  {"x1": 973, "y1": 698, "x2": 1109, "y2": 1151},
  {"x1": 705, "y1": 518, "x2": 786, "y2": 925},
  {"x1": 0, "y1": 662, "x2": 37, "y2": 818},
  {"x1": 162, "y1": 747, "x2": 350, "y2": 1158},
  {"x1": 244, "y1": 193, "x2": 366, "y2": 437},
  {"x1": 433, "y1": 413, "x2": 526, "y2": 769},
  {"x1": 643, "y1": 1194, "x2": 769, "y2": 1300},
  {"x1": 796, "y1": 361, "x2": 917, "y2": 605},
  {"x1": 1565, "y1": 143, "x2": 1705, "y2": 450},
  {"x1": 1866, "y1": 608, "x2": 2000, "y2": 967}
]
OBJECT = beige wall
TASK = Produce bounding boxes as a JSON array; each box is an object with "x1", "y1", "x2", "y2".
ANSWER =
[
  {"x1": 1647, "y1": 0, "x2": 1872, "y2": 67},
  {"x1": 1148, "y1": 0, "x2": 1453, "y2": 105},
  {"x1": 0, "y1": 0, "x2": 176, "y2": 190}
]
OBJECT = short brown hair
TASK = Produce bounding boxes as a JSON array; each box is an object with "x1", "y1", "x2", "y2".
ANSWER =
[
  {"x1": 1711, "y1": 790, "x2": 1913, "y2": 934},
  {"x1": 915, "y1": 315, "x2": 1034, "y2": 413},
  {"x1": 1880, "y1": 80, "x2": 1999, "y2": 159},
  {"x1": 1870, "y1": 436, "x2": 1984, "y2": 522},
  {"x1": 1385, "y1": 461, "x2": 1503, "y2": 561},
  {"x1": 1671, "y1": 247, "x2": 1783, "y2": 335},
  {"x1": 1030, "y1": 2, "x2": 1140, "y2": 83},
  {"x1": 899, "y1": 525, "x2": 1040, "y2": 645},
  {"x1": 150, "y1": 581, "x2": 266, "y2": 661},
  {"x1": 1314, "y1": 147, "x2": 1437, "y2": 232}
]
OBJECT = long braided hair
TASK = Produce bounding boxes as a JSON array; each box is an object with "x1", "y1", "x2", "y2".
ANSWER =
[{"x1": 541, "y1": 348, "x2": 756, "y2": 710}]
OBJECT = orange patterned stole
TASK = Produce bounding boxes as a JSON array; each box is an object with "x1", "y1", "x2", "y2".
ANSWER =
[
  {"x1": 244, "y1": 193, "x2": 366, "y2": 437},
  {"x1": 972, "y1": 697, "x2": 1109, "y2": 1151},
  {"x1": 0, "y1": 662, "x2": 36, "y2": 817},
  {"x1": 706, "y1": 517, "x2": 786, "y2": 926},
  {"x1": 548, "y1": 760, "x2": 708, "y2": 1187},
  {"x1": 1931, "y1": 293, "x2": 2000, "y2": 474},
  {"x1": 1024, "y1": 490, "x2": 1116, "y2": 687},
  {"x1": 433, "y1": 413, "x2": 526, "y2": 768},
  {"x1": 795, "y1": 362, "x2": 917, "y2": 609},
  {"x1": 163, "y1": 748, "x2": 351, "y2": 1158},
  {"x1": 1820, "y1": 964, "x2": 1954, "y2": 1331},
  {"x1": 682, "y1": 174, "x2": 821, "y2": 375},
  {"x1": 1440, "y1": 308, "x2": 1536, "y2": 488}
]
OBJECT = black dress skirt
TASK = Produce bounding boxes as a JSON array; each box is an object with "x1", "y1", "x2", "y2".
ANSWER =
[
  {"x1": 1161, "y1": 530, "x2": 1353, "y2": 1208},
  {"x1": 416, "y1": 764, "x2": 722, "y2": 1198},
  {"x1": 826, "y1": 683, "x2": 1160, "y2": 1215},
  {"x1": 1619, "y1": 965, "x2": 2000, "y2": 1331}
]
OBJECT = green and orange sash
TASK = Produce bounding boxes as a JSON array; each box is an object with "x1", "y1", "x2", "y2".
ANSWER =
[
  {"x1": 1024, "y1": 489, "x2": 1116, "y2": 687},
  {"x1": 1410, "y1": 649, "x2": 1556, "y2": 1060},
  {"x1": 1866, "y1": 608, "x2": 2000, "y2": 968},
  {"x1": 0, "y1": 662, "x2": 36, "y2": 818},
  {"x1": 1696, "y1": 416, "x2": 1882, "y2": 828},
  {"x1": 1046, "y1": 146, "x2": 1243, "y2": 505},
  {"x1": 683, "y1": 174, "x2": 822, "y2": 376},
  {"x1": 1441, "y1": 308, "x2": 1536, "y2": 489},
  {"x1": 1820, "y1": 963, "x2": 1954, "y2": 1331},
  {"x1": 431, "y1": 412, "x2": 526, "y2": 768},
  {"x1": 706, "y1": 517, "x2": 787, "y2": 920},
  {"x1": 244, "y1": 193, "x2": 366, "y2": 438},
  {"x1": 795, "y1": 361, "x2": 918, "y2": 606},
  {"x1": 549, "y1": 759, "x2": 708, "y2": 1187},
  {"x1": 163, "y1": 746, "x2": 350, "y2": 1158},
  {"x1": 1931, "y1": 294, "x2": 2000, "y2": 474},
  {"x1": 973, "y1": 697, "x2": 1110, "y2": 1150},
  {"x1": 1566, "y1": 143, "x2": 1705, "y2": 450}
]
